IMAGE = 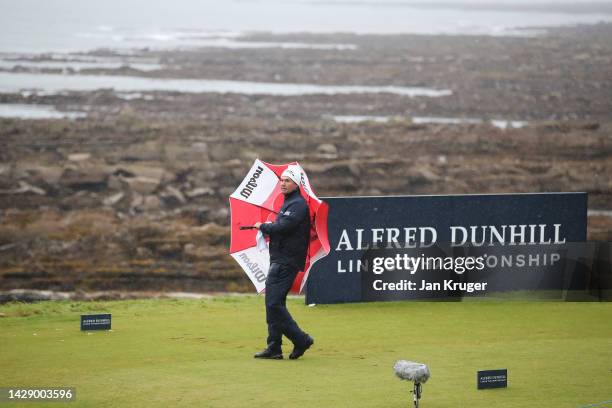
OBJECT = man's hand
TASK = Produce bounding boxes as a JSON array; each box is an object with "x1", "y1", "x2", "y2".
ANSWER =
[{"x1": 254, "y1": 222, "x2": 262, "y2": 230}]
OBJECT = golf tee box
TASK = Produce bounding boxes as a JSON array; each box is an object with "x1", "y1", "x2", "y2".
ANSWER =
[
  {"x1": 80, "y1": 314, "x2": 111, "y2": 331},
  {"x1": 477, "y1": 369, "x2": 508, "y2": 389}
]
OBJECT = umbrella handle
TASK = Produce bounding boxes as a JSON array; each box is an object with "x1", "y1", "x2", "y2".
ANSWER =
[{"x1": 240, "y1": 226, "x2": 257, "y2": 230}]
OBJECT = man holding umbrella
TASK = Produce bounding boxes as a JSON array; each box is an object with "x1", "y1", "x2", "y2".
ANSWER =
[{"x1": 253, "y1": 165, "x2": 314, "y2": 360}]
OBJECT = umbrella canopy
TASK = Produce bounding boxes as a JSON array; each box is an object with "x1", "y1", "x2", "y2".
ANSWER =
[{"x1": 229, "y1": 159, "x2": 330, "y2": 293}]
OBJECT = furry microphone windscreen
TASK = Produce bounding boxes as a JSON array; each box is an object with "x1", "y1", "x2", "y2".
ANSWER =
[{"x1": 393, "y1": 360, "x2": 431, "y2": 384}]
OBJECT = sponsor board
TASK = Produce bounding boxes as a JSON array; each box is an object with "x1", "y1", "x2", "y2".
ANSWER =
[
  {"x1": 305, "y1": 193, "x2": 597, "y2": 304},
  {"x1": 80, "y1": 314, "x2": 111, "y2": 331},
  {"x1": 478, "y1": 369, "x2": 508, "y2": 389}
]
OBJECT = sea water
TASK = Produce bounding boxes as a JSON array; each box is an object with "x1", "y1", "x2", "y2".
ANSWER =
[{"x1": 1, "y1": 0, "x2": 612, "y2": 54}]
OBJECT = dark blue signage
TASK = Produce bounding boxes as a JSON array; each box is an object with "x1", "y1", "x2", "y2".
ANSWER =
[
  {"x1": 306, "y1": 193, "x2": 589, "y2": 304},
  {"x1": 478, "y1": 369, "x2": 508, "y2": 389},
  {"x1": 80, "y1": 314, "x2": 112, "y2": 331}
]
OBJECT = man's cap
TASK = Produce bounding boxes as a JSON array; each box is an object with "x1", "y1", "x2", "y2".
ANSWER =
[{"x1": 281, "y1": 165, "x2": 301, "y2": 186}]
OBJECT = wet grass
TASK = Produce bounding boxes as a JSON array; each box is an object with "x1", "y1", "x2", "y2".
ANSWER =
[{"x1": 1, "y1": 297, "x2": 611, "y2": 407}]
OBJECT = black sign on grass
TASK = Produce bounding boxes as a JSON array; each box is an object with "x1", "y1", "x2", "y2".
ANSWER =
[
  {"x1": 80, "y1": 314, "x2": 111, "y2": 331},
  {"x1": 477, "y1": 369, "x2": 508, "y2": 389}
]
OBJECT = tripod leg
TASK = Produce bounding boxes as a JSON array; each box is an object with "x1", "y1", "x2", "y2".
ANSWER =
[{"x1": 413, "y1": 383, "x2": 422, "y2": 408}]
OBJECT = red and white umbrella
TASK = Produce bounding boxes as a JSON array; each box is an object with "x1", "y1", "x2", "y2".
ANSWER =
[{"x1": 229, "y1": 159, "x2": 330, "y2": 293}]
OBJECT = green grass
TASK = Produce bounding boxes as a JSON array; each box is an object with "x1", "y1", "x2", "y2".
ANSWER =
[{"x1": 1, "y1": 297, "x2": 611, "y2": 408}]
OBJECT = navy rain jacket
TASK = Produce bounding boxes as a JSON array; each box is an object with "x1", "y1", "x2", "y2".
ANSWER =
[{"x1": 259, "y1": 189, "x2": 311, "y2": 270}]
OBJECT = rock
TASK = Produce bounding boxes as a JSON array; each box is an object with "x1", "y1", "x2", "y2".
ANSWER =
[
  {"x1": 317, "y1": 143, "x2": 338, "y2": 159},
  {"x1": 209, "y1": 145, "x2": 238, "y2": 161},
  {"x1": 407, "y1": 166, "x2": 440, "y2": 185},
  {"x1": 217, "y1": 187, "x2": 234, "y2": 198},
  {"x1": 231, "y1": 167, "x2": 248, "y2": 180},
  {"x1": 196, "y1": 207, "x2": 210, "y2": 224},
  {"x1": 107, "y1": 175, "x2": 124, "y2": 190},
  {"x1": 155, "y1": 242, "x2": 183, "y2": 258},
  {"x1": 191, "y1": 142, "x2": 208, "y2": 151},
  {"x1": 347, "y1": 163, "x2": 361, "y2": 177},
  {"x1": 103, "y1": 192, "x2": 125, "y2": 206},
  {"x1": 537, "y1": 121, "x2": 601, "y2": 133},
  {"x1": 211, "y1": 207, "x2": 230, "y2": 225},
  {"x1": 184, "y1": 223, "x2": 230, "y2": 246},
  {"x1": 128, "y1": 193, "x2": 162, "y2": 212},
  {"x1": 59, "y1": 167, "x2": 108, "y2": 191},
  {"x1": 183, "y1": 243, "x2": 210, "y2": 262},
  {"x1": 573, "y1": 53, "x2": 591, "y2": 61},
  {"x1": 190, "y1": 169, "x2": 217, "y2": 184},
  {"x1": 160, "y1": 186, "x2": 186, "y2": 207},
  {"x1": 185, "y1": 187, "x2": 215, "y2": 198},
  {"x1": 241, "y1": 150, "x2": 259, "y2": 161},
  {"x1": 308, "y1": 162, "x2": 361, "y2": 178},
  {"x1": 114, "y1": 165, "x2": 171, "y2": 185},
  {"x1": 68, "y1": 153, "x2": 91, "y2": 162},
  {"x1": 131, "y1": 193, "x2": 144, "y2": 209},
  {"x1": 0, "y1": 243, "x2": 16, "y2": 252},
  {"x1": 179, "y1": 206, "x2": 211, "y2": 224},
  {"x1": 135, "y1": 246, "x2": 153, "y2": 258},
  {"x1": 142, "y1": 195, "x2": 162, "y2": 211},
  {"x1": 164, "y1": 144, "x2": 210, "y2": 162},
  {"x1": 0, "y1": 169, "x2": 11, "y2": 190},
  {"x1": 13, "y1": 181, "x2": 46, "y2": 195},
  {"x1": 59, "y1": 191, "x2": 101, "y2": 210},
  {"x1": 581, "y1": 123, "x2": 600, "y2": 131},
  {"x1": 47, "y1": 240, "x2": 74, "y2": 255},
  {"x1": 124, "y1": 177, "x2": 160, "y2": 194},
  {"x1": 13, "y1": 164, "x2": 63, "y2": 185},
  {"x1": 30, "y1": 165, "x2": 63, "y2": 185},
  {"x1": 120, "y1": 140, "x2": 163, "y2": 161},
  {"x1": 0, "y1": 289, "x2": 71, "y2": 303},
  {"x1": 225, "y1": 159, "x2": 242, "y2": 167}
]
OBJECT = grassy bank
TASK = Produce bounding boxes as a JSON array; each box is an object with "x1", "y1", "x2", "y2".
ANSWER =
[{"x1": 1, "y1": 297, "x2": 611, "y2": 407}]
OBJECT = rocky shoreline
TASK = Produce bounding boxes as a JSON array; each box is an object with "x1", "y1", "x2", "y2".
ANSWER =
[{"x1": 1, "y1": 24, "x2": 611, "y2": 297}]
